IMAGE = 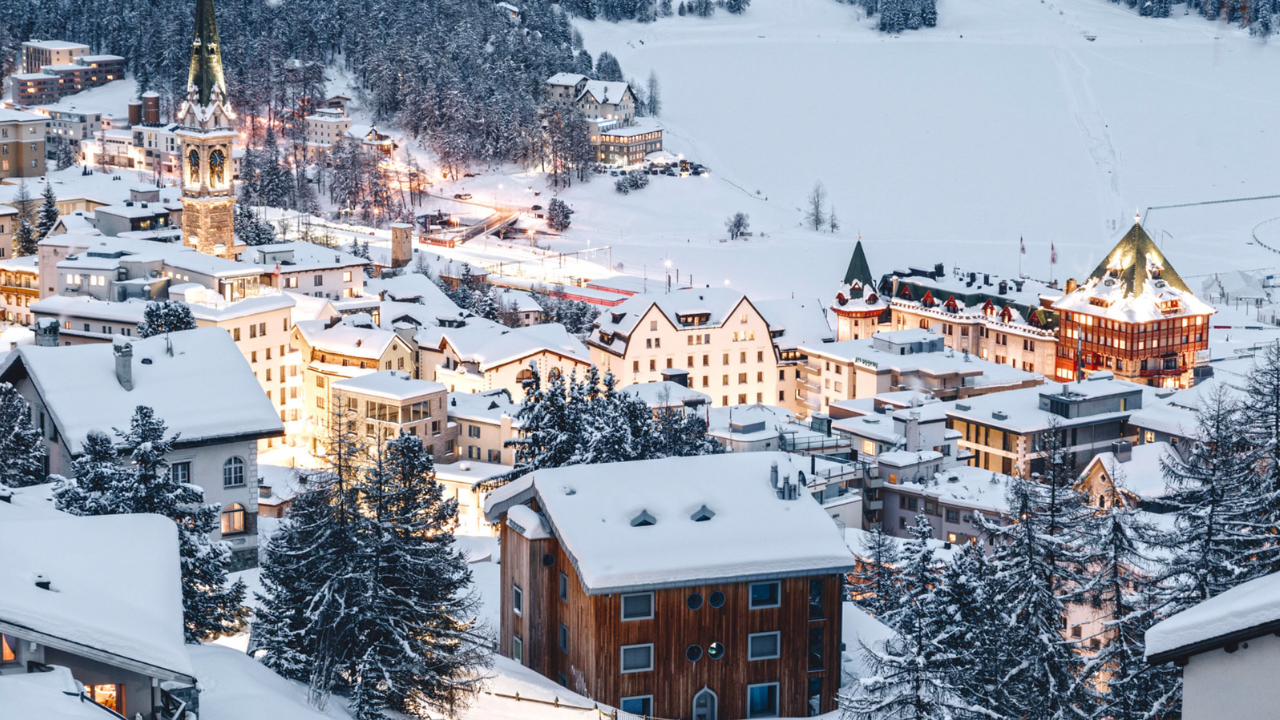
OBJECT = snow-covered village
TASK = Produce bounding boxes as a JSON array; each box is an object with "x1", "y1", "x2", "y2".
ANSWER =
[{"x1": 0, "y1": 0, "x2": 1278, "y2": 717}]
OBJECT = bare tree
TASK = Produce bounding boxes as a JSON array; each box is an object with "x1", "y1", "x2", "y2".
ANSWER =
[
  {"x1": 805, "y1": 181, "x2": 827, "y2": 230},
  {"x1": 647, "y1": 70, "x2": 662, "y2": 117},
  {"x1": 725, "y1": 212, "x2": 750, "y2": 240}
]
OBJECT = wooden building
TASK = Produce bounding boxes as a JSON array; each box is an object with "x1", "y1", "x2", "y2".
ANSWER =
[
  {"x1": 1052, "y1": 221, "x2": 1214, "y2": 388},
  {"x1": 483, "y1": 453, "x2": 854, "y2": 720}
]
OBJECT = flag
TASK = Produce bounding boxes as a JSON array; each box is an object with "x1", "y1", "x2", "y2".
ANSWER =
[
  {"x1": 1020, "y1": 237, "x2": 1026, "y2": 255},
  {"x1": 1051, "y1": 242, "x2": 1058, "y2": 265}
]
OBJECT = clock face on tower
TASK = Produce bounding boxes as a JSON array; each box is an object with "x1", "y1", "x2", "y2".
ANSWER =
[
  {"x1": 188, "y1": 149, "x2": 201, "y2": 184},
  {"x1": 210, "y1": 149, "x2": 226, "y2": 186}
]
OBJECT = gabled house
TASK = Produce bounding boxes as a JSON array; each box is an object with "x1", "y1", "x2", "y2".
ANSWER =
[
  {"x1": 0, "y1": 328, "x2": 284, "y2": 568},
  {"x1": 417, "y1": 322, "x2": 590, "y2": 400},
  {"x1": 0, "y1": 509, "x2": 198, "y2": 719},
  {"x1": 483, "y1": 452, "x2": 853, "y2": 720}
]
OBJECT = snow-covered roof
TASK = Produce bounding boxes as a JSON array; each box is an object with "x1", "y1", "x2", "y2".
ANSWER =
[
  {"x1": 365, "y1": 272, "x2": 456, "y2": 307},
  {"x1": 295, "y1": 318, "x2": 403, "y2": 360},
  {"x1": 434, "y1": 459, "x2": 511, "y2": 486},
  {"x1": 833, "y1": 414, "x2": 904, "y2": 444},
  {"x1": 332, "y1": 369, "x2": 445, "y2": 401},
  {"x1": 842, "y1": 602, "x2": 896, "y2": 680},
  {"x1": 591, "y1": 287, "x2": 751, "y2": 350},
  {"x1": 447, "y1": 389, "x2": 520, "y2": 425},
  {"x1": 0, "y1": 666, "x2": 106, "y2": 720},
  {"x1": 898, "y1": 464, "x2": 1012, "y2": 515},
  {"x1": 755, "y1": 297, "x2": 834, "y2": 352},
  {"x1": 803, "y1": 336, "x2": 1041, "y2": 389},
  {"x1": 0, "y1": 514, "x2": 194, "y2": 680},
  {"x1": 620, "y1": 381, "x2": 712, "y2": 409},
  {"x1": 946, "y1": 376, "x2": 1151, "y2": 434},
  {"x1": 249, "y1": 241, "x2": 369, "y2": 272},
  {"x1": 498, "y1": 288, "x2": 544, "y2": 314},
  {"x1": 484, "y1": 452, "x2": 854, "y2": 593},
  {"x1": 598, "y1": 118, "x2": 663, "y2": 137},
  {"x1": 1147, "y1": 569, "x2": 1280, "y2": 662},
  {"x1": 546, "y1": 72, "x2": 587, "y2": 87},
  {"x1": 1082, "y1": 442, "x2": 1172, "y2": 500},
  {"x1": 0, "y1": 327, "x2": 283, "y2": 454},
  {"x1": 418, "y1": 322, "x2": 589, "y2": 372},
  {"x1": 578, "y1": 80, "x2": 632, "y2": 106}
]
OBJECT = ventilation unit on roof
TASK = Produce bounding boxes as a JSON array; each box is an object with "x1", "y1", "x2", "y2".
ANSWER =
[
  {"x1": 34, "y1": 574, "x2": 51, "y2": 591},
  {"x1": 630, "y1": 509, "x2": 656, "y2": 527},
  {"x1": 992, "y1": 411, "x2": 1008, "y2": 421},
  {"x1": 690, "y1": 504, "x2": 715, "y2": 522}
]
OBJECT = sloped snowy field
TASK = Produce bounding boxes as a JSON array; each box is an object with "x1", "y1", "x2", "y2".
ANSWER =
[{"x1": 497, "y1": 0, "x2": 1280, "y2": 298}]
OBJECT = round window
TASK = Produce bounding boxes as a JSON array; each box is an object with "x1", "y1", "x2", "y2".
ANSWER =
[
  {"x1": 709, "y1": 590, "x2": 726, "y2": 608},
  {"x1": 707, "y1": 641, "x2": 725, "y2": 660},
  {"x1": 686, "y1": 644, "x2": 703, "y2": 662},
  {"x1": 542, "y1": 553, "x2": 556, "y2": 567},
  {"x1": 687, "y1": 592, "x2": 704, "y2": 610}
]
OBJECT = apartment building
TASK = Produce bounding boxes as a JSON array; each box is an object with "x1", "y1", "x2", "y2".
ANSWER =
[
  {"x1": 0, "y1": 254, "x2": 38, "y2": 325},
  {"x1": 448, "y1": 389, "x2": 520, "y2": 465},
  {"x1": 0, "y1": 109, "x2": 47, "y2": 178},
  {"x1": 22, "y1": 40, "x2": 90, "y2": 71},
  {"x1": 330, "y1": 370, "x2": 459, "y2": 459},
  {"x1": 303, "y1": 107, "x2": 353, "y2": 157},
  {"x1": 418, "y1": 322, "x2": 591, "y2": 400},
  {"x1": 588, "y1": 288, "x2": 781, "y2": 408},
  {"x1": 252, "y1": 242, "x2": 369, "y2": 300}
]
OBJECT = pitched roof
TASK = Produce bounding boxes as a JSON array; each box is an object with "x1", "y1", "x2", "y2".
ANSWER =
[
  {"x1": 843, "y1": 240, "x2": 875, "y2": 287},
  {"x1": 1147, "y1": 569, "x2": 1280, "y2": 662},
  {"x1": 1087, "y1": 222, "x2": 1191, "y2": 296},
  {"x1": 187, "y1": 0, "x2": 228, "y2": 108}
]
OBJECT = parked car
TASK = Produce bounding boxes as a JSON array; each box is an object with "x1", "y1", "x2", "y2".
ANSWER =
[
  {"x1": 454, "y1": 193, "x2": 472, "y2": 200},
  {"x1": 610, "y1": 170, "x2": 619, "y2": 176},
  {"x1": 464, "y1": 172, "x2": 477, "y2": 178},
  {"x1": 531, "y1": 204, "x2": 543, "y2": 211}
]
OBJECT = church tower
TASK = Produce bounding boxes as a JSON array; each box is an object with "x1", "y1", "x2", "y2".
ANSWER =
[{"x1": 175, "y1": 0, "x2": 241, "y2": 258}]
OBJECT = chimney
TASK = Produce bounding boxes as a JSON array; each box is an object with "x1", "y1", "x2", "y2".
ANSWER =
[
  {"x1": 1065, "y1": 278, "x2": 1078, "y2": 294},
  {"x1": 983, "y1": 274, "x2": 990, "y2": 286},
  {"x1": 1112, "y1": 440, "x2": 1133, "y2": 463},
  {"x1": 127, "y1": 100, "x2": 142, "y2": 126},
  {"x1": 113, "y1": 339, "x2": 134, "y2": 391},
  {"x1": 390, "y1": 223, "x2": 413, "y2": 269},
  {"x1": 259, "y1": 484, "x2": 273, "y2": 499},
  {"x1": 34, "y1": 574, "x2": 51, "y2": 591},
  {"x1": 769, "y1": 461, "x2": 779, "y2": 489},
  {"x1": 905, "y1": 410, "x2": 920, "y2": 452}
]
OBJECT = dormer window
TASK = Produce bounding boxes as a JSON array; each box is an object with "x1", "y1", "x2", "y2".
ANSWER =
[
  {"x1": 630, "y1": 509, "x2": 656, "y2": 527},
  {"x1": 691, "y1": 504, "x2": 715, "y2": 522}
]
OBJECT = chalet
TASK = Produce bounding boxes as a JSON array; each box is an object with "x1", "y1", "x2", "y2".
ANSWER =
[
  {"x1": 0, "y1": 329, "x2": 284, "y2": 569},
  {"x1": 0, "y1": 504, "x2": 198, "y2": 719},
  {"x1": 483, "y1": 452, "x2": 854, "y2": 719},
  {"x1": 1052, "y1": 220, "x2": 1214, "y2": 388}
]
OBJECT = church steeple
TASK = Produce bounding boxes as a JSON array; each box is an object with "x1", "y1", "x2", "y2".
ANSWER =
[{"x1": 188, "y1": 0, "x2": 228, "y2": 109}]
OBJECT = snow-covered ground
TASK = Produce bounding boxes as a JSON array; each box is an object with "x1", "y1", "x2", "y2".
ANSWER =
[{"x1": 426, "y1": 0, "x2": 1280, "y2": 300}]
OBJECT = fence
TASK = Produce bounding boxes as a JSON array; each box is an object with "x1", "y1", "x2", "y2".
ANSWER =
[{"x1": 486, "y1": 690, "x2": 682, "y2": 720}]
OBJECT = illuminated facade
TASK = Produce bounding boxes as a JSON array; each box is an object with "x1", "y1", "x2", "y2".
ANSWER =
[
  {"x1": 1052, "y1": 221, "x2": 1214, "y2": 388},
  {"x1": 175, "y1": 0, "x2": 241, "y2": 259}
]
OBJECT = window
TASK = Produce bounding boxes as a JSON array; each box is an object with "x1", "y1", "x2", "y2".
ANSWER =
[
  {"x1": 513, "y1": 584, "x2": 523, "y2": 615},
  {"x1": 620, "y1": 643, "x2": 654, "y2": 673},
  {"x1": 621, "y1": 696, "x2": 653, "y2": 716},
  {"x1": 1, "y1": 634, "x2": 17, "y2": 664},
  {"x1": 687, "y1": 592, "x2": 704, "y2": 610},
  {"x1": 809, "y1": 578, "x2": 825, "y2": 619},
  {"x1": 621, "y1": 592, "x2": 654, "y2": 620},
  {"x1": 221, "y1": 503, "x2": 246, "y2": 534},
  {"x1": 707, "y1": 641, "x2": 725, "y2": 660},
  {"x1": 171, "y1": 462, "x2": 191, "y2": 484},
  {"x1": 710, "y1": 590, "x2": 726, "y2": 608},
  {"x1": 488, "y1": 449, "x2": 502, "y2": 463},
  {"x1": 558, "y1": 623, "x2": 569, "y2": 652},
  {"x1": 86, "y1": 684, "x2": 124, "y2": 712},
  {"x1": 750, "y1": 581, "x2": 781, "y2": 609},
  {"x1": 512, "y1": 635, "x2": 523, "y2": 663},
  {"x1": 748, "y1": 631, "x2": 780, "y2": 660},
  {"x1": 808, "y1": 626, "x2": 824, "y2": 670},
  {"x1": 747, "y1": 683, "x2": 780, "y2": 718},
  {"x1": 559, "y1": 571, "x2": 568, "y2": 601},
  {"x1": 946, "y1": 509, "x2": 960, "y2": 523},
  {"x1": 314, "y1": 274, "x2": 323, "y2": 286},
  {"x1": 223, "y1": 457, "x2": 245, "y2": 487},
  {"x1": 343, "y1": 271, "x2": 352, "y2": 282}
]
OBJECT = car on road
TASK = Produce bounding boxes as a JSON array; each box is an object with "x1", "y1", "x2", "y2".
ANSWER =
[{"x1": 454, "y1": 193, "x2": 473, "y2": 200}]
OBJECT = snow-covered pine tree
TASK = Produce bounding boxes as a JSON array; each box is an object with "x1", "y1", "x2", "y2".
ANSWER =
[
  {"x1": 12, "y1": 219, "x2": 37, "y2": 257},
  {"x1": 652, "y1": 404, "x2": 723, "y2": 457},
  {"x1": 1158, "y1": 383, "x2": 1273, "y2": 609},
  {"x1": 35, "y1": 182, "x2": 59, "y2": 238},
  {"x1": 137, "y1": 300, "x2": 198, "y2": 338},
  {"x1": 848, "y1": 527, "x2": 902, "y2": 618},
  {"x1": 1079, "y1": 474, "x2": 1181, "y2": 720},
  {"x1": 843, "y1": 514, "x2": 971, "y2": 720},
  {"x1": 725, "y1": 0, "x2": 750, "y2": 12},
  {"x1": 647, "y1": 70, "x2": 663, "y2": 116},
  {"x1": 351, "y1": 433, "x2": 487, "y2": 717},
  {"x1": 979, "y1": 474, "x2": 1091, "y2": 719},
  {"x1": 1241, "y1": 342, "x2": 1280, "y2": 574},
  {"x1": 54, "y1": 407, "x2": 247, "y2": 641},
  {"x1": 828, "y1": 206, "x2": 840, "y2": 234},
  {"x1": 930, "y1": 540, "x2": 1004, "y2": 713},
  {"x1": 547, "y1": 197, "x2": 573, "y2": 231},
  {"x1": 596, "y1": 51, "x2": 624, "y2": 81},
  {"x1": 0, "y1": 382, "x2": 46, "y2": 487}
]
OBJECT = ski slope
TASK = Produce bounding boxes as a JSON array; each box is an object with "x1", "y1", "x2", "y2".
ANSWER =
[{"x1": 511, "y1": 0, "x2": 1280, "y2": 298}]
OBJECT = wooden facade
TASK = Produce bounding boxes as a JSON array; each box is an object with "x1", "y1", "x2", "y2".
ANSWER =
[
  {"x1": 1054, "y1": 311, "x2": 1209, "y2": 388},
  {"x1": 499, "y1": 510, "x2": 843, "y2": 719}
]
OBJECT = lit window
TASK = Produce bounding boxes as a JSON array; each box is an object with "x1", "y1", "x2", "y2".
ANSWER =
[{"x1": 221, "y1": 503, "x2": 246, "y2": 534}]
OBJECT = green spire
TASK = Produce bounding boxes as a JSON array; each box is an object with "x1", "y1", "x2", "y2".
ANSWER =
[
  {"x1": 1086, "y1": 222, "x2": 1190, "y2": 297},
  {"x1": 842, "y1": 240, "x2": 875, "y2": 287},
  {"x1": 187, "y1": 0, "x2": 228, "y2": 108}
]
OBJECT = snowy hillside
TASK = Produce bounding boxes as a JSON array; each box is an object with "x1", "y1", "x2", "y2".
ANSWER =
[{"x1": 506, "y1": 0, "x2": 1280, "y2": 298}]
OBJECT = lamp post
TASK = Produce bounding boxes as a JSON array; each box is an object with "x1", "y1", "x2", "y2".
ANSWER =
[{"x1": 665, "y1": 259, "x2": 672, "y2": 293}]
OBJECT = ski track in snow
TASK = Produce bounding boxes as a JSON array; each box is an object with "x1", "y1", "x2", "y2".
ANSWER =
[{"x1": 1053, "y1": 45, "x2": 1123, "y2": 233}]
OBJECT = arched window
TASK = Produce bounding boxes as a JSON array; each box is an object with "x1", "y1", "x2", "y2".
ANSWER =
[
  {"x1": 209, "y1": 148, "x2": 226, "y2": 185},
  {"x1": 187, "y1": 149, "x2": 200, "y2": 184},
  {"x1": 221, "y1": 503, "x2": 245, "y2": 534},
  {"x1": 517, "y1": 368, "x2": 534, "y2": 383},
  {"x1": 223, "y1": 457, "x2": 245, "y2": 487}
]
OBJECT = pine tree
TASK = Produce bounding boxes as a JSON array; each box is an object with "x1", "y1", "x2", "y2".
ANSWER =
[
  {"x1": 930, "y1": 541, "x2": 1004, "y2": 713},
  {"x1": 596, "y1": 51, "x2": 624, "y2": 81},
  {"x1": 137, "y1": 300, "x2": 198, "y2": 338},
  {"x1": 547, "y1": 197, "x2": 573, "y2": 231},
  {"x1": 1158, "y1": 384, "x2": 1273, "y2": 609},
  {"x1": 12, "y1": 219, "x2": 37, "y2": 257},
  {"x1": 54, "y1": 408, "x2": 247, "y2": 641},
  {"x1": 725, "y1": 0, "x2": 751, "y2": 12},
  {"x1": 0, "y1": 382, "x2": 46, "y2": 488},
  {"x1": 844, "y1": 515, "x2": 971, "y2": 720},
  {"x1": 848, "y1": 528, "x2": 902, "y2": 618},
  {"x1": 678, "y1": 1, "x2": 687, "y2": 15},
  {"x1": 1241, "y1": 342, "x2": 1280, "y2": 574},
  {"x1": 35, "y1": 183, "x2": 59, "y2": 239},
  {"x1": 828, "y1": 206, "x2": 840, "y2": 234}
]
